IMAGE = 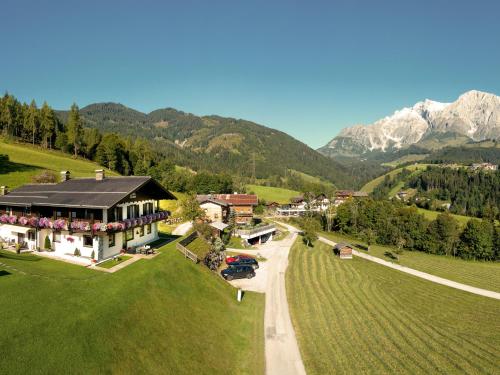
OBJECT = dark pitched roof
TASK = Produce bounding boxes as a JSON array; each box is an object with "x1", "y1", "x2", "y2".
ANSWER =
[
  {"x1": 0, "y1": 177, "x2": 175, "y2": 209},
  {"x1": 334, "y1": 243, "x2": 353, "y2": 250},
  {"x1": 196, "y1": 194, "x2": 258, "y2": 206},
  {"x1": 196, "y1": 195, "x2": 229, "y2": 207}
]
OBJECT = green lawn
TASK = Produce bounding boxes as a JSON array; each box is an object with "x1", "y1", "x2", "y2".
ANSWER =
[
  {"x1": 287, "y1": 239, "x2": 500, "y2": 375},
  {"x1": 96, "y1": 255, "x2": 132, "y2": 269},
  {"x1": 0, "y1": 238, "x2": 265, "y2": 374},
  {"x1": 246, "y1": 184, "x2": 299, "y2": 204},
  {"x1": 320, "y1": 231, "x2": 500, "y2": 292},
  {"x1": 0, "y1": 141, "x2": 119, "y2": 188}
]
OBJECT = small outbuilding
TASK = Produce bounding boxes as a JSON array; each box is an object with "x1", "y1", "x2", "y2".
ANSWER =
[{"x1": 333, "y1": 243, "x2": 353, "y2": 259}]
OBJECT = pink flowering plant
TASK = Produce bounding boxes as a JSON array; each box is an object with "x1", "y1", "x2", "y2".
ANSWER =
[
  {"x1": 18, "y1": 216, "x2": 29, "y2": 226},
  {"x1": 0, "y1": 214, "x2": 9, "y2": 224},
  {"x1": 53, "y1": 219, "x2": 67, "y2": 230},
  {"x1": 38, "y1": 217, "x2": 52, "y2": 228}
]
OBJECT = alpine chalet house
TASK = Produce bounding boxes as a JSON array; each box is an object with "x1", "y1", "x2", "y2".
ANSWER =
[
  {"x1": 0, "y1": 170, "x2": 175, "y2": 262},
  {"x1": 196, "y1": 194, "x2": 258, "y2": 224}
]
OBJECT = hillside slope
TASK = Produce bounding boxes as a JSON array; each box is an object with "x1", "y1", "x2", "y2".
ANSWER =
[
  {"x1": 56, "y1": 104, "x2": 355, "y2": 188},
  {"x1": 0, "y1": 141, "x2": 119, "y2": 188}
]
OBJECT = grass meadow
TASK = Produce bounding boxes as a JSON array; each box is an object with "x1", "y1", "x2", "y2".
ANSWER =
[
  {"x1": 0, "y1": 237, "x2": 265, "y2": 374},
  {"x1": 0, "y1": 141, "x2": 119, "y2": 188},
  {"x1": 320, "y1": 231, "x2": 500, "y2": 292},
  {"x1": 286, "y1": 239, "x2": 500, "y2": 374},
  {"x1": 245, "y1": 184, "x2": 299, "y2": 204}
]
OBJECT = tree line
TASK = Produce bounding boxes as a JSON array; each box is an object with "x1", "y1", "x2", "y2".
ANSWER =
[
  {"x1": 406, "y1": 166, "x2": 500, "y2": 219},
  {"x1": 0, "y1": 93, "x2": 234, "y2": 194},
  {"x1": 327, "y1": 198, "x2": 499, "y2": 261}
]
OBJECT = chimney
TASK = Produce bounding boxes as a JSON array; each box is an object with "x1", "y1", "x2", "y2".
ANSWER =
[
  {"x1": 95, "y1": 169, "x2": 105, "y2": 181},
  {"x1": 0, "y1": 186, "x2": 8, "y2": 196},
  {"x1": 60, "y1": 171, "x2": 70, "y2": 182}
]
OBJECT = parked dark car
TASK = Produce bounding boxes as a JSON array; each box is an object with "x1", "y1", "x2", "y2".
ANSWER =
[
  {"x1": 226, "y1": 256, "x2": 259, "y2": 269},
  {"x1": 221, "y1": 265, "x2": 256, "y2": 281}
]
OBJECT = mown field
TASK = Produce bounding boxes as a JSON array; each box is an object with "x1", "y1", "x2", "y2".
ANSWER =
[
  {"x1": 320, "y1": 231, "x2": 500, "y2": 292},
  {"x1": 0, "y1": 238, "x2": 265, "y2": 374},
  {"x1": 287, "y1": 239, "x2": 500, "y2": 375},
  {"x1": 0, "y1": 141, "x2": 119, "y2": 188},
  {"x1": 246, "y1": 184, "x2": 299, "y2": 204}
]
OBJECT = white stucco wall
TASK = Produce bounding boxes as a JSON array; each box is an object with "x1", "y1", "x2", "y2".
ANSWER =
[
  {"x1": 200, "y1": 202, "x2": 224, "y2": 222},
  {"x1": 124, "y1": 222, "x2": 158, "y2": 249},
  {"x1": 102, "y1": 231, "x2": 123, "y2": 259},
  {"x1": 0, "y1": 224, "x2": 36, "y2": 250},
  {"x1": 50, "y1": 231, "x2": 96, "y2": 258}
]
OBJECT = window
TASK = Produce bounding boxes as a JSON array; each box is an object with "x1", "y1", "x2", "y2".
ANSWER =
[
  {"x1": 127, "y1": 204, "x2": 140, "y2": 219},
  {"x1": 83, "y1": 235, "x2": 93, "y2": 247},
  {"x1": 139, "y1": 226, "x2": 144, "y2": 237},
  {"x1": 145, "y1": 224, "x2": 151, "y2": 235},
  {"x1": 126, "y1": 229, "x2": 134, "y2": 241},
  {"x1": 108, "y1": 233, "x2": 115, "y2": 247},
  {"x1": 53, "y1": 233, "x2": 61, "y2": 243},
  {"x1": 27, "y1": 230, "x2": 35, "y2": 241},
  {"x1": 143, "y1": 202, "x2": 153, "y2": 215}
]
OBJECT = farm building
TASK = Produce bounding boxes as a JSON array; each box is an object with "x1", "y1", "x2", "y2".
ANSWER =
[{"x1": 333, "y1": 243, "x2": 353, "y2": 259}]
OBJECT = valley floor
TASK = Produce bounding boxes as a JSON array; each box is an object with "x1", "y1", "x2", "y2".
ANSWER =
[{"x1": 286, "y1": 240, "x2": 500, "y2": 374}]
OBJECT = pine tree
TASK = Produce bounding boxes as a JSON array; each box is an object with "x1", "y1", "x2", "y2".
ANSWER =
[
  {"x1": 24, "y1": 100, "x2": 39, "y2": 145},
  {"x1": 66, "y1": 103, "x2": 82, "y2": 157},
  {"x1": 40, "y1": 101, "x2": 56, "y2": 148}
]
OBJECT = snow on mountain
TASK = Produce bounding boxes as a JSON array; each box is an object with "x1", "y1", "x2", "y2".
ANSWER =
[{"x1": 321, "y1": 90, "x2": 499, "y2": 156}]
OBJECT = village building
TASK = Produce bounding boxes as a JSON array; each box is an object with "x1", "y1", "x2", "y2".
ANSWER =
[
  {"x1": 196, "y1": 193, "x2": 276, "y2": 245},
  {"x1": 470, "y1": 162, "x2": 498, "y2": 171},
  {"x1": 333, "y1": 243, "x2": 353, "y2": 259},
  {"x1": 196, "y1": 194, "x2": 258, "y2": 224},
  {"x1": 0, "y1": 170, "x2": 175, "y2": 263}
]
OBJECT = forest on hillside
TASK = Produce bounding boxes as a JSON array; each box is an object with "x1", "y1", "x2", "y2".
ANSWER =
[
  {"x1": 0, "y1": 93, "x2": 353, "y2": 194},
  {"x1": 406, "y1": 167, "x2": 500, "y2": 218}
]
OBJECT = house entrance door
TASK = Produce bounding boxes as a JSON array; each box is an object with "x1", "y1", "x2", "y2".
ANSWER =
[{"x1": 17, "y1": 233, "x2": 25, "y2": 245}]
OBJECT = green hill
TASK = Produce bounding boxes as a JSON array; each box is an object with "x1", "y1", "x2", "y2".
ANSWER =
[
  {"x1": 56, "y1": 103, "x2": 354, "y2": 188},
  {"x1": 0, "y1": 141, "x2": 119, "y2": 188},
  {"x1": 360, "y1": 164, "x2": 429, "y2": 194}
]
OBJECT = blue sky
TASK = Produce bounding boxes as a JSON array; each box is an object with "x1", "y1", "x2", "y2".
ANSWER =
[{"x1": 1, "y1": 0, "x2": 499, "y2": 148}]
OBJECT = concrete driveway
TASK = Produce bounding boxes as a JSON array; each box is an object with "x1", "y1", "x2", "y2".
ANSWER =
[{"x1": 228, "y1": 222, "x2": 306, "y2": 375}]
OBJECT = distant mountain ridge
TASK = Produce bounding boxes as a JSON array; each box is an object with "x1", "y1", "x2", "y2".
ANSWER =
[
  {"x1": 319, "y1": 90, "x2": 500, "y2": 157},
  {"x1": 56, "y1": 103, "x2": 356, "y2": 188}
]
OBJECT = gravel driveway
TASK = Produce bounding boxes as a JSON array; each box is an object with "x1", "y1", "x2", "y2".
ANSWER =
[{"x1": 228, "y1": 222, "x2": 306, "y2": 375}]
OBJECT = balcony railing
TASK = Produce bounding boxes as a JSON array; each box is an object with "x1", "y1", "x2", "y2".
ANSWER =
[{"x1": 0, "y1": 211, "x2": 170, "y2": 233}]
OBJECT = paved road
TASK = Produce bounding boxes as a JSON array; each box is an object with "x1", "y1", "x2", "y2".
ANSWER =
[
  {"x1": 229, "y1": 222, "x2": 306, "y2": 375},
  {"x1": 318, "y1": 235, "x2": 500, "y2": 300},
  {"x1": 172, "y1": 221, "x2": 192, "y2": 236}
]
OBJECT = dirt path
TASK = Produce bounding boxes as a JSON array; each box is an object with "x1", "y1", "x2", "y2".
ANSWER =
[
  {"x1": 229, "y1": 223, "x2": 306, "y2": 375},
  {"x1": 172, "y1": 221, "x2": 192, "y2": 236},
  {"x1": 318, "y1": 235, "x2": 500, "y2": 300}
]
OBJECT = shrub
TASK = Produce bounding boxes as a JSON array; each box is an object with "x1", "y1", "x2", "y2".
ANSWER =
[
  {"x1": 31, "y1": 170, "x2": 58, "y2": 184},
  {"x1": 74, "y1": 248, "x2": 81, "y2": 257},
  {"x1": 91, "y1": 250, "x2": 95, "y2": 260},
  {"x1": 44, "y1": 235, "x2": 51, "y2": 250},
  {"x1": 15, "y1": 243, "x2": 21, "y2": 254}
]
